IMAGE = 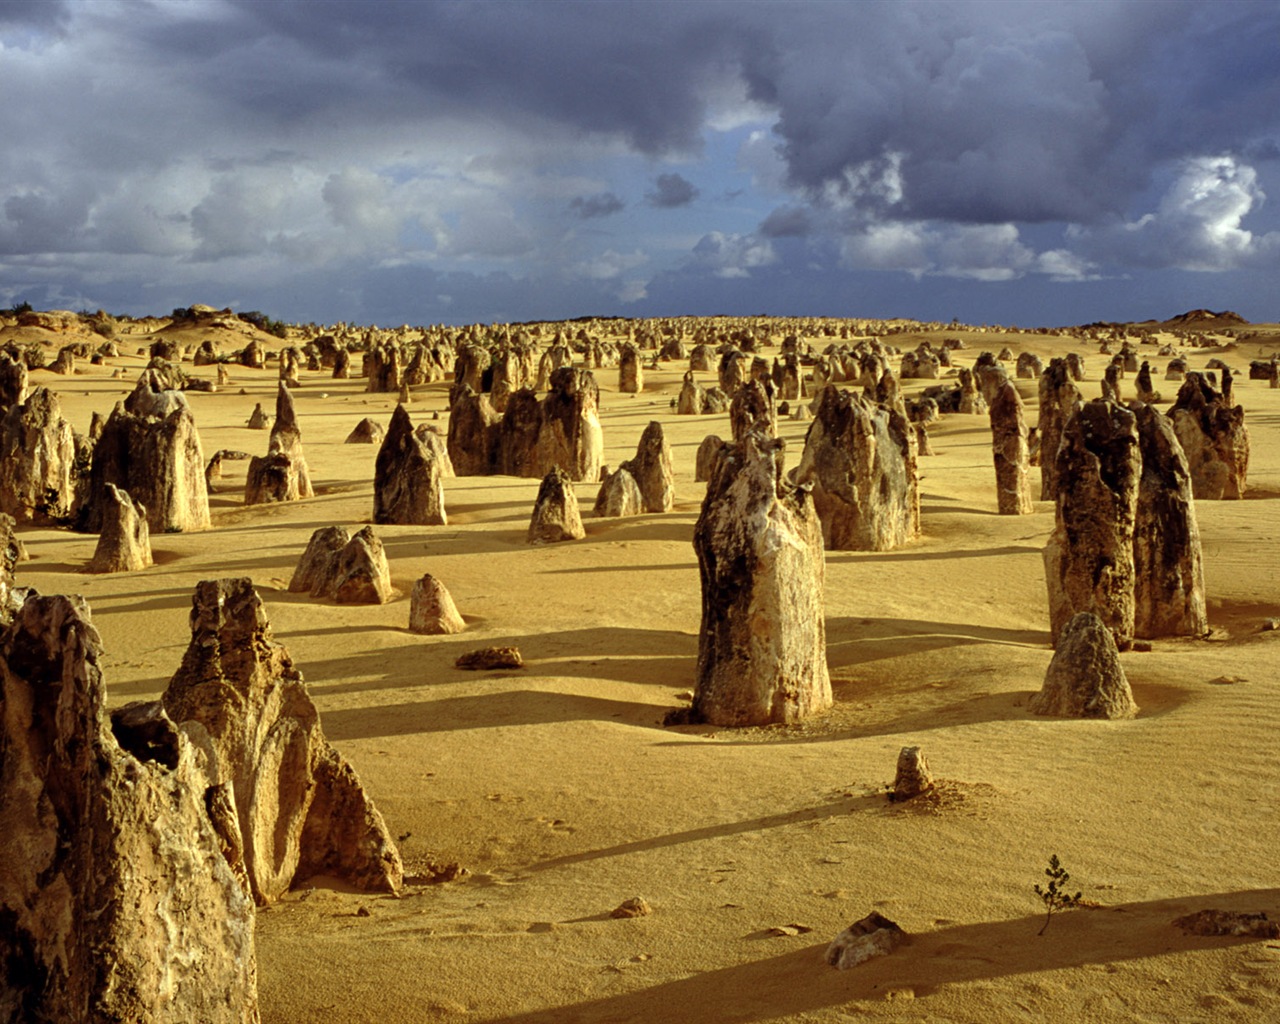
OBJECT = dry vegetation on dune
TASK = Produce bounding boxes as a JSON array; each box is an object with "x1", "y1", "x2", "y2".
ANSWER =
[{"x1": 3, "y1": 306, "x2": 1280, "y2": 1023}]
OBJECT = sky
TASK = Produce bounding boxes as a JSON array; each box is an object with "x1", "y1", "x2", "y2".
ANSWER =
[{"x1": 1, "y1": 0, "x2": 1279, "y2": 328}]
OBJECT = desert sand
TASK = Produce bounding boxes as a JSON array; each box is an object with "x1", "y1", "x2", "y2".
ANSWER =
[{"x1": 8, "y1": 312, "x2": 1280, "y2": 1023}]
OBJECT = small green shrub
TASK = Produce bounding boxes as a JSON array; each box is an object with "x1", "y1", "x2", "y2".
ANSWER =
[{"x1": 1034, "y1": 854, "x2": 1082, "y2": 935}]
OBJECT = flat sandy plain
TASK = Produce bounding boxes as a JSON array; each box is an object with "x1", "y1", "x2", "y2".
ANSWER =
[{"x1": 7, "y1": 317, "x2": 1280, "y2": 1023}]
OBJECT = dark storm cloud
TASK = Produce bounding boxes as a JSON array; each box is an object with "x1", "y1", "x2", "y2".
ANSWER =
[
  {"x1": 569, "y1": 192, "x2": 625, "y2": 219},
  {"x1": 646, "y1": 173, "x2": 699, "y2": 209},
  {"x1": 759, "y1": 205, "x2": 811, "y2": 238},
  {"x1": 225, "y1": 0, "x2": 754, "y2": 155},
  {"x1": 0, "y1": 0, "x2": 69, "y2": 32}
]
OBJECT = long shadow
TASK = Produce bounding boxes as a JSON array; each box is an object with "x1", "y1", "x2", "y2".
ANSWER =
[
  {"x1": 321, "y1": 689, "x2": 667, "y2": 741},
  {"x1": 481, "y1": 888, "x2": 1280, "y2": 1024},
  {"x1": 826, "y1": 615, "x2": 1049, "y2": 649},
  {"x1": 539, "y1": 563, "x2": 692, "y2": 575},
  {"x1": 526, "y1": 794, "x2": 877, "y2": 873},
  {"x1": 581, "y1": 518, "x2": 697, "y2": 544},
  {"x1": 826, "y1": 543, "x2": 1042, "y2": 565}
]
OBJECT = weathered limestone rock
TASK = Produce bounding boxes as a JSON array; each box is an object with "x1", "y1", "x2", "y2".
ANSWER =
[
  {"x1": 914, "y1": 421, "x2": 935, "y2": 456},
  {"x1": 217, "y1": 363, "x2": 231, "y2": 387},
  {"x1": 973, "y1": 353, "x2": 1009, "y2": 405},
  {"x1": 1102, "y1": 362, "x2": 1122, "y2": 402},
  {"x1": 245, "y1": 384, "x2": 313, "y2": 505},
  {"x1": 619, "y1": 420, "x2": 674, "y2": 513},
  {"x1": 1043, "y1": 400, "x2": 1139, "y2": 646},
  {"x1": 677, "y1": 371, "x2": 707, "y2": 414},
  {"x1": 957, "y1": 367, "x2": 987, "y2": 415},
  {"x1": 795, "y1": 386, "x2": 918, "y2": 552},
  {"x1": 446, "y1": 386, "x2": 501, "y2": 476},
  {"x1": 408, "y1": 574, "x2": 466, "y2": 635},
  {"x1": 1016, "y1": 351, "x2": 1044, "y2": 379},
  {"x1": 86, "y1": 484, "x2": 152, "y2": 573},
  {"x1": 333, "y1": 526, "x2": 393, "y2": 604},
  {"x1": 332, "y1": 347, "x2": 351, "y2": 379},
  {"x1": 690, "y1": 344, "x2": 715, "y2": 373},
  {"x1": 1029, "y1": 611, "x2": 1137, "y2": 718},
  {"x1": 247, "y1": 403, "x2": 270, "y2": 429},
  {"x1": 729, "y1": 378, "x2": 776, "y2": 441},
  {"x1": 1135, "y1": 361, "x2": 1161, "y2": 403},
  {"x1": 692, "y1": 432, "x2": 830, "y2": 727},
  {"x1": 374, "y1": 404, "x2": 447, "y2": 526},
  {"x1": 1168, "y1": 373, "x2": 1249, "y2": 499},
  {"x1": 695, "y1": 434, "x2": 726, "y2": 483},
  {"x1": 891, "y1": 746, "x2": 934, "y2": 801},
  {"x1": 1065, "y1": 352, "x2": 1086, "y2": 381},
  {"x1": 0, "y1": 386, "x2": 82, "y2": 524},
  {"x1": 345, "y1": 417, "x2": 384, "y2": 444},
  {"x1": 1132, "y1": 404, "x2": 1207, "y2": 639},
  {"x1": 0, "y1": 512, "x2": 20, "y2": 619},
  {"x1": 82, "y1": 381, "x2": 210, "y2": 534},
  {"x1": 1165, "y1": 357, "x2": 1188, "y2": 381},
  {"x1": 527, "y1": 467, "x2": 585, "y2": 543},
  {"x1": 619, "y1": 343, "x2": 643, "y2": 393},
  {"x1": 365, "y1": 342, "x2": 402, "y2": 393},
  {"x1": 288, "y1": 525, "x2": 351, "y2": 598},
  {"x1": 239, "y1": 339, "x2": 265, "y2": 369},
  {"x1": 278, "y1": 347, "x2": 301, "y2": 388},
  {"x1": 414, "y1": 424, "x2": 456, "y2": 478},
  {"x1": 1037, "y1": 358, "x2": 1083, "y2": 501},
  {"x1": 162, "y1": 578, "x2": 402, "y2": 904},
  {"x1": 826, "y1": 913, "x2": 907, "y2": 970},
  {"x1": 718, "y1": 349, "x2": 748, "y2": 395},
  {"x1": 530, "y1": 368, "x2": 603, "y2": 482},
  {"x1": 0, "y1": 353, "x2": 28, "y2": 408},
  {"x1": 1, "y1": 593, "x2": 259, "y2": 1023},
  {"x1": 703, "y1": 386, "x2": 730, "y2": 414},
  {"x1": 594, "y1": 466, "x2": 643, "y2": 518},
  {"x1": 989, "y1": 381, "x2": 1034, "y2": 515},
  {"x1": 455, "y1": 646, "x2": 523, "y2": 670}
]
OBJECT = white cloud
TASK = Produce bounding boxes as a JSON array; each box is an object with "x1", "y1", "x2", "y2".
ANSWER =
[{"x1": 690, "y1": 231, "x2": 776, "y2": 278}]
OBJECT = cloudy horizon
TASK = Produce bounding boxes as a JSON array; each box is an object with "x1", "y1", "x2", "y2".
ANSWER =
[{"x1": 1, "y1": 0, "x2": 1278, "y2": 327}]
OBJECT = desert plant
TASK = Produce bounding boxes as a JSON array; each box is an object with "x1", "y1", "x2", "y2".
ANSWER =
[{"x1": 1033, "y1": 854, "x2": 1082, "y2": 935}]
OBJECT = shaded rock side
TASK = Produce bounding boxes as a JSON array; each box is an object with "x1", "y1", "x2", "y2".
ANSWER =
[
  {"x1": 528, "y1": 467, "x2": 585, "y2": 543},
  {"x1": 618, "y1": 420, "x2": 674, "y2": 513},
  {"x1": 989, "y1": 381, "x2": 1034, "y2": 515},
  {"x1": 1, "y1": 592, "x2": 259, "y2": 1023},
  {"x1": 446, "y1": 386, "x2": 501, "y2": 476},
  {"x1": 826, "y1": 912, "x2": 907, "y2": 970},
  {"x1": 1037, "y1": 358, "x2": 1083, "y2": 501},
  {"x1": 1043, "y1": 400, "x2": 1140, "y2": 647},
  {"x1": 345, "y1": 417, "x2": 384, "y2": 444},
  {"x1": 729, "y1": 378, "x2": 777, "y2": 442},
  {"x1": 333, "y1": 526, "x2": 393, "y2": 604},
  {"x1": 1168, "y1": 373, "x2": 1249, "y2": 499},
  {"x1": 1132, "y1": 403, "x2": 1207, "y2": 639},
  {"x1": 161, "y1": 578, "x2": 402, "y2": 905},
  {"x1": 86, "y1": 483, "x2": 152, "y2": 573},
  {"x1": 692, "y1": 431, "x2": 831, "y2": 727},
  {"x1": 794, "y1": 386, "x2": 918, "y2": 552},
  {"x1": 1029, "y1": 611, "x2": 1137, "y2": 718},
  {"x1": 374, "y1": 404, "x2": 447, "y2": 526},
  {"x1": 287, "y1": 525, "x2": 351, "y2": 597}
]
